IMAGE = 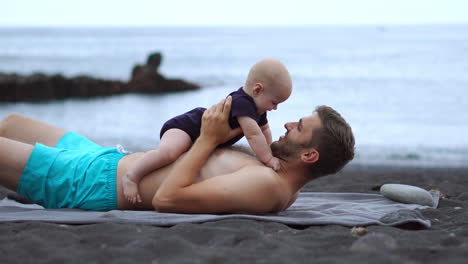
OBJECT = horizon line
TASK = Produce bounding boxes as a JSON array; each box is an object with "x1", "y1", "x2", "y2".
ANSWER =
[{"x1": 0, "y1": 22, "x2": 467, "y2": 28}]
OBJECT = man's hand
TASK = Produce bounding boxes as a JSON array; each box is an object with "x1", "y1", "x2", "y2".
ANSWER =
[{"x1": 200, "y1": 96, "x2": 241, "y2": 145}]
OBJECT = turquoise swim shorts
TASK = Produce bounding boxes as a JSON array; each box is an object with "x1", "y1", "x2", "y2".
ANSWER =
[{"x1": 16, "y1": 132, "x2": 126, "y2": 211}]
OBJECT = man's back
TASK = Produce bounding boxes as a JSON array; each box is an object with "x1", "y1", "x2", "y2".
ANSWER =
[{"x1": 116, "y1": 148, "x2": 294, "y2": 212}]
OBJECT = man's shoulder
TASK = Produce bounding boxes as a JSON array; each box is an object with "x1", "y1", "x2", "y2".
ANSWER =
[{"x1": 232, "y1": 165, "x2": 289, "y2": 212}]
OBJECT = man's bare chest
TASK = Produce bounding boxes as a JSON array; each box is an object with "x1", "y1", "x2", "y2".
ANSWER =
[{"x1": 197, "y1": 148, "x2": 262, "y2": 182}]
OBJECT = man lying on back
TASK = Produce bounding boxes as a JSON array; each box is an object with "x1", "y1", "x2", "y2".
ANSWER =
[{"x1": 0, "y1": 96, "x2": 354, "y2": 214}]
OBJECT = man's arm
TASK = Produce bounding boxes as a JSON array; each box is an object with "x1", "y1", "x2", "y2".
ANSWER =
[
  {"x1": 153, "y1": 165, "x2": 281, "y2": 214},
  {"x1": 152, "y1": 97, "x2": 283, "y2": 214}
]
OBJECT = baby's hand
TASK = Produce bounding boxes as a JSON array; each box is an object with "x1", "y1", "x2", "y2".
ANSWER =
[{"x1": 266, "y1": 157, "x2": 281, "y2": 171}]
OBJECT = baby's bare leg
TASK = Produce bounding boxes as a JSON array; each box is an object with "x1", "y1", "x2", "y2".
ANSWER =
[
  {"x1": 0, "y1": 137, "x2": 34, "y2": 191},
  {"x1": 123, "y1": 129, "x2": 192, "y2": 204},
  {"x1": 0, "y1": 114, "x2": 67, "y2": 147}
]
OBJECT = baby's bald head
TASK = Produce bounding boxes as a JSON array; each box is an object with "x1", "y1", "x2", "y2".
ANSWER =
[{"x1": 245, "y1": 58, "x2": 292, "y2": 100}]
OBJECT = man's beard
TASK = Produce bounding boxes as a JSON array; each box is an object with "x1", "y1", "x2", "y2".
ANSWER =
[{"x1": 271, "y1": 138, "x2": 304, "y2": 160}]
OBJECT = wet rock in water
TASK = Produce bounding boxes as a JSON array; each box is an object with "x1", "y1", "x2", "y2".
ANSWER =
[
  {"x1": 0, "y1": 73, "x2": 125, "y2": 101},
  {"x1": 381, "y1": 184, "x2": 435, "y2": 206},
  {"x1": 350, "y1": 232, "x2": 397, "y2": 252},
  {"x1": 0, "y1": 52, "x2": 199, "y2": 102},
  {"x1": 127, "y1": 51, "x2": 199, "y2": 94},
  {"x1": 146, "y1": 52, "x2": 162, "y2": 69}
]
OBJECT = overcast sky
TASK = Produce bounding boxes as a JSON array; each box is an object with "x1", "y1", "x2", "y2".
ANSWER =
[{"x1": 2, "y1": 0, "x2": 467, "y2": 26}]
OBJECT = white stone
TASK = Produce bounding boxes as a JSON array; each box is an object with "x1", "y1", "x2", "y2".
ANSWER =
[{"x1": 380, "y1": 184, "x2": 434, "y2": 206}]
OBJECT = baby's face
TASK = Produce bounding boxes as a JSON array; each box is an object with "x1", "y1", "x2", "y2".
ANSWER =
[{"x1": 253, "y1": 85, "x2": 291, "y2": 114}]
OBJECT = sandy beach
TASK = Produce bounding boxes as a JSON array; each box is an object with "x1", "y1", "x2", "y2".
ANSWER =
[
  {"x1": 1, "y1": 164, "x2": 467, "y2": 263},
  {"x1": 1, "y1": 3, "x2": 467, "y2": 262}
]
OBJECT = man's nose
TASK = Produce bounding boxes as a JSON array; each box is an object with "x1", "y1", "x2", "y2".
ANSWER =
[
  {"x1": 272, "y1": 105, "x2": 277, "y2": 110},
  {"x1": 284, "y1": 122, "x2": 297, "y2": 131}
]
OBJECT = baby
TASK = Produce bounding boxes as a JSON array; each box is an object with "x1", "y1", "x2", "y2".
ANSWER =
[{"x1": 123, "y1": 58, "x2": 293, "y2": 204}]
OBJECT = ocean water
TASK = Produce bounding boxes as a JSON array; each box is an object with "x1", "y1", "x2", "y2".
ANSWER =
[{"x1": 0, "y1": 25, "x2": 467, "y2": 167}]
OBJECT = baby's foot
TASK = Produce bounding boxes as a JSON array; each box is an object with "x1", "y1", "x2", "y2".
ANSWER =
[{"x1": 122, "y1": 174, "x2": 142, "y2": 204}]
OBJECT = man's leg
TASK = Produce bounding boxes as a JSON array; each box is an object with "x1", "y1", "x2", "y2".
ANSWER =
[
  {"x1": 0, "y1": 137, "x2": 33, "y2": 190},
  {"x1": 0, "y1": 114, "x2": 67, "y2": 147}
]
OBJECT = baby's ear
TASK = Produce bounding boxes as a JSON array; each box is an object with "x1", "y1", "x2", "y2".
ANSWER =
[{"x1": 252, "y1": 83, "x2": 263, "y2": 95}]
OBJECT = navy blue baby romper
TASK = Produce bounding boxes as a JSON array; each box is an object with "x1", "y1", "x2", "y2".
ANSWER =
[{"x1": 160, "y1": 87, "x2": 268, "y2": 148}]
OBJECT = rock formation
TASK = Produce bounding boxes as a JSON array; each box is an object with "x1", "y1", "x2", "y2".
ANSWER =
[{"x1": 0, "y1": 52, "x2": 200, "y2": 102}]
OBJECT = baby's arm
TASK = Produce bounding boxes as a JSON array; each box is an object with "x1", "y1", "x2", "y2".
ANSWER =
[
  {"x1": 260, "y1": 124, "x2": 273, "y2": 145},
  {"x1": 237, "y1": 116, "x2": 280, "y2": 170}
]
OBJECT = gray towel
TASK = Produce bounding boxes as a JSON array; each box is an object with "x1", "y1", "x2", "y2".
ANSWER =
[{"x1": 0, "y1": 192, "x2": 439, "y2": 228}]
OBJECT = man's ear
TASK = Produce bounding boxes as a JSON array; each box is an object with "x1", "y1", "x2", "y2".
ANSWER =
[
  {"x1": 252, "y1": 83, "x2": 263, "y2": 96},
  {"x1": 301, "y1": 148, "x2": 319, "y2": 164}
]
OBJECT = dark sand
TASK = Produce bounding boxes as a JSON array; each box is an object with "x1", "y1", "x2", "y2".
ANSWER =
[{"x1": 1, "y1": 165, "x2": 467, "y2": 263}]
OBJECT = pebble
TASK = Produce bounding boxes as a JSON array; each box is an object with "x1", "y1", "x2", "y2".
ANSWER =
[
  {"x1": 350, "y1": 227, "x2": 367, "y2": 237},
  {"x1": 380, "y1": 184, "x2": 434, "y2": 206}
]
